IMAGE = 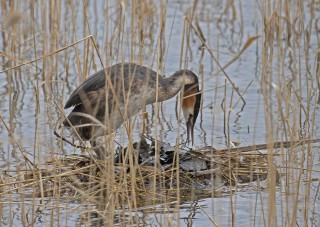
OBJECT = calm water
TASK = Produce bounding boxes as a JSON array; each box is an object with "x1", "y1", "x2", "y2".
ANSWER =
[{"x1": 0, "y1": 1, "x2": 319, "y2": 226}]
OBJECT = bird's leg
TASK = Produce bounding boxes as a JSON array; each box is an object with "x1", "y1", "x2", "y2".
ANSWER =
[
  {"x1": 90, "y1": 134, "x2": 119, "y2": 160},
  {"x1": 142, "y1": 105, "x2": 150, "y2": 136},
  {"x1": 90, "y1": 140, "x2": 106, "y2": 160}
]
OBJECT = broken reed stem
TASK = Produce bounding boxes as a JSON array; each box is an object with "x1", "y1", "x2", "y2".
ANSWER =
[
  {"x1": 0, "y1": 113, "x2": 36, "y2": 170},
  {"x1": 0, "y1": 35, "x2": 93, "y2": 74},
  {"x1": 185, "y1": 16, "x2": 250, "y2": 106},
  {"x1": 211, "y1": 137, "x2": 320, "y2": 153}
]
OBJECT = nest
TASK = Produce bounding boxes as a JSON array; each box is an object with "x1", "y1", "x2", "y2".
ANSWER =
[{"x1": 1, "y1": 136, "x2": 283, "y2": 206}]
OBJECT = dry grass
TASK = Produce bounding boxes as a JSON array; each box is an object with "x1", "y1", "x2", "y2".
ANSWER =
[{"x1": 0, "y1": 0, "x2": 320, "y2": 226}]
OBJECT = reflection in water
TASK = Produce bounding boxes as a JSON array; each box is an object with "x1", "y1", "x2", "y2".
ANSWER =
[{"x1": 76, "y1": 193, "x2": 211, "y2": 226}]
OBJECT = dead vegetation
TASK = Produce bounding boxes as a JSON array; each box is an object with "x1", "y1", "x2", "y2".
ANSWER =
[{"x1": 0, "y1": 0, "x2": 320, "y2": 226}]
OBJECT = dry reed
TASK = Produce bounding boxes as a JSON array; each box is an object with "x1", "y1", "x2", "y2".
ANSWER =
[{"x1": 0, "y1": 0, "x2": 319, "y2": 226}]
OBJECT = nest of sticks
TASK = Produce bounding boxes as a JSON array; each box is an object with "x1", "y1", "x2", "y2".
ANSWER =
[{"x1": 3, "y1": 136, "x2": 307, "y2": 206}]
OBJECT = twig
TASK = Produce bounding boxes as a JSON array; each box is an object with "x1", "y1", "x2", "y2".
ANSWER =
[
  {"x1": 0, "y1": 35, "x2": 93, "y2": 74},
  {"x1": 0, "y1": 114, "x2": 36, "y2": 170},
  {"x1": 198, "y1": 205, "x2": 220, "y2": 226},
  {"x1": 201, "y1": 137, "x2": 320, "y2": 153},
  {"x1": 185, "y1": 16, "x2": 259, "y2": 106},
  {"x1": 53, "y1": 128, "x2": 87, "y2": 150}
]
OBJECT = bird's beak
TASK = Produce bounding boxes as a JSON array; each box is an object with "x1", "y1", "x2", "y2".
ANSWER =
[{"x1": 186, "y1": 115, "x2": 195, "y2": 145}]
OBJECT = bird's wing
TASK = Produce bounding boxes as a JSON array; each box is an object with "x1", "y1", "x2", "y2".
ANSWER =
[
  {"x1": 64, "y1": 63, "x2": 160, "y2": 109},
  {"x1": 64, "y1": 69, "x2": 107, "y2": 109}
]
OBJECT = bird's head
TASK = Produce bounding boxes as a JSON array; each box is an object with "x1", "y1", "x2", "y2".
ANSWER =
[{"x1": 181, "y1": 73, "x2": 201, "y2": 145}]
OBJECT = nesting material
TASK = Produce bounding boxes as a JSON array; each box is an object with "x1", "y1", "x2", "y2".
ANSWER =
[{"x1": 1, "y1": 136, "x2": 285, "y2": 204}]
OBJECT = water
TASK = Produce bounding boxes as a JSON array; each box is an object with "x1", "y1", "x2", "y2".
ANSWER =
[{"x1": 0, "y1": 0, "x2": 319, "y2": 226}]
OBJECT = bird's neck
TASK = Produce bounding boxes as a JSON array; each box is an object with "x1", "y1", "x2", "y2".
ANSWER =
[{"x1": 157, "y1": 71, "x2": 191, "y2": 102}]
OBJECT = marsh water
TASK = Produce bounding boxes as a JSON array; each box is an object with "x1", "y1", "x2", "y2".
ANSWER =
[{"x1": 1, "y1": 1, "x2": 320, "y2": 226}]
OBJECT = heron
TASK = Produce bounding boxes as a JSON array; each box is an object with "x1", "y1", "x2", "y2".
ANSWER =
[{"x1": 63, "y1": 63, "x2": 201, "y2": 159}]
